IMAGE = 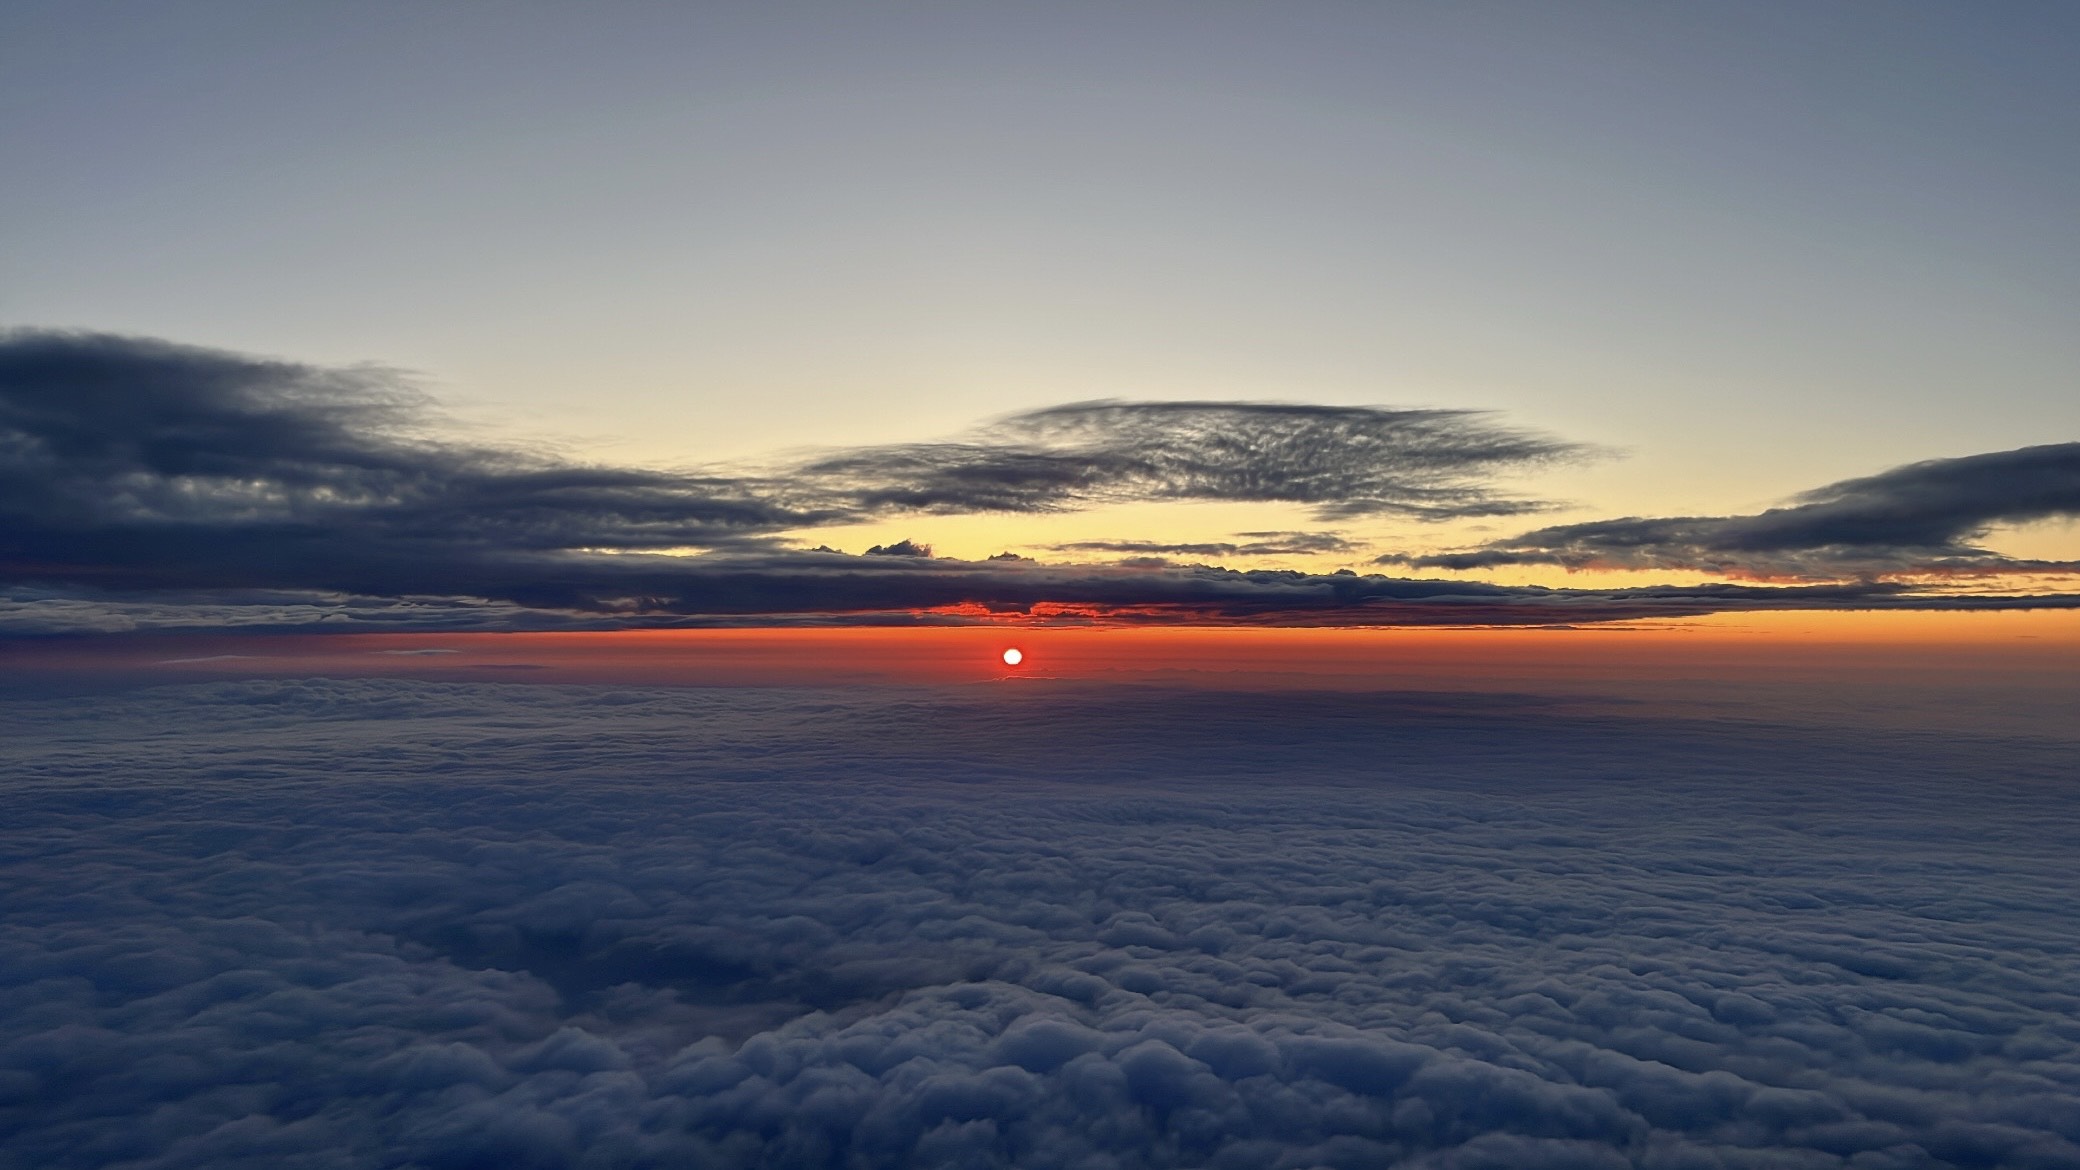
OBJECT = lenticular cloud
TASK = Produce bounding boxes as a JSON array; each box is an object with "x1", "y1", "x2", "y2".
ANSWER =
[{"x1": 3, "y1": 681, "x2": 2079, "y2": 1169}]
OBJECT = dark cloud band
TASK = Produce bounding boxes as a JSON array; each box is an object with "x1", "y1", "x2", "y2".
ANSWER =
[
  {"x1": 1049, "y1": 532, "x2": 1364, "y2": 560},
  {"x1": 1401, "y1": 444, "x2": 2080, "y2": 579},
  {"x1": 3, "y1": 328, "x2": 2077, "y2": 633}
]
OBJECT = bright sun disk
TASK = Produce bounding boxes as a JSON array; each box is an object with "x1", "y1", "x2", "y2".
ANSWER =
[{"x1": 1002, "y1": 648, "x2": 1023, "y2": 666}]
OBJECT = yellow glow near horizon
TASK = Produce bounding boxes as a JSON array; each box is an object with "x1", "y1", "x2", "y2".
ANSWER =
[{"x1": 785, "y1": 501, "x2": 2080, "y2": 597}]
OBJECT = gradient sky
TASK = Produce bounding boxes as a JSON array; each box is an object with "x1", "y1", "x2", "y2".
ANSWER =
[{"x1": 3, "y1": 1, "x2": 2079, "y2": 637}]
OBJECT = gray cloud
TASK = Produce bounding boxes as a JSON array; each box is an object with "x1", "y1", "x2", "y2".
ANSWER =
[
  {"x1": 863, "y1": 539, "x2": 935, "y2": 558},
  {"x1": 1399, "y1": 443, "x2": 2080, "y2": 579},
  {"x1": 0, "y1": 330, "x2": 805, "y2": 546},
  {"x1": 796, "y1": 400, "x2": 1586, "y2": 522},
  {"x1": 9, "y1": 560, "x2": 2079, "y2": 637},
  {"x1": 3, "y1": 679, "x2": 2079, "y2": 1167},
  {"x1": 0, "y1": 330, "x2": 1593, "y2": 629},
  {"x1": 1049, "y1": 531, "x2": 1364, "y2": 560},
  {"x1": 4, "y1": 329, "x2": 2076, "y2": 633}
]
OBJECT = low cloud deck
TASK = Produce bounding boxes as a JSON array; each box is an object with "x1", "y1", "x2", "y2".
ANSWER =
[{"x1": 4, "y1": 680, "x2": 2076, "y2": 1168}]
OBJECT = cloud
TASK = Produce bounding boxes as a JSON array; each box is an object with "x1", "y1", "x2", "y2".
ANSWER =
[
  {"x1": 793, "y1": 400, "x2": 1587, "y2": 521},
  {"x1": 1399, "y1": 443, "x2": 2080, "y2": 580},
  {"x1": 0, "y1": 330, "x2": 1586, "y2": 627},
  {"x1": 1049, "y1": 531, "x2": 1364, "y2": 560},
  {"x1": 0, "y1": 329, "x2": 833, "y2": 610},
  {"x1": 3, "y1": 679, "x2": 2079, "y2": 1167},
  {"x1": 9, "y1": 558, "x2": 2079, "y2": 637},
  {"x1": 864, "y1": 539, "x2": 935, "y2": 557},
  {"x1": 3, "y1": 328, "x2": 2076, "y2": 633},
  {"x1": 152, "y1": 653, "x2": 259, "y2": 664}
]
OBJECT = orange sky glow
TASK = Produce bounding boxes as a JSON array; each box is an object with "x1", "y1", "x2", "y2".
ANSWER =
[{"x1": 12, "y1": 610, "x2": 2073, "y2": 738}]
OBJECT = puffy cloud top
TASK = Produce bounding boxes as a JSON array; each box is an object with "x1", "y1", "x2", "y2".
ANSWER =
[{"x1": 4, "y1": 679, "x2": 2079, "y2": 1168}]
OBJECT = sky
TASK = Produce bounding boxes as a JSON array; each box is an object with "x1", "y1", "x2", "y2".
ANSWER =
[{"x1": 4, "y1": 1, "x2": 2080, "y2": 651}]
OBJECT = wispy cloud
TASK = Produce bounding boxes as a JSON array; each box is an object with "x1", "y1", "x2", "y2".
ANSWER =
[
  {"x1": 152, "y1": 653, "x2": 260, "y2": 664},
  {"x1": 794, "y1": 400, "x2": 1587, "y2": 521}
]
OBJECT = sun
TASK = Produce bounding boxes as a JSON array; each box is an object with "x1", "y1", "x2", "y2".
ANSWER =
[{"x1": 1001, "y1": 647, "x2": 1024, "y2": 666}]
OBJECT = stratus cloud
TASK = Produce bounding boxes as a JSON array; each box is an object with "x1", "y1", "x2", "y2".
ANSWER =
[
  {"x1": 4, "y1": 679, "x2": 2079, "y2": 1168},
  {"x1": 1049, "y1": 531, "x2": 1364, "y2": 559},
  {"x1": 1397, "y1": 443, "x2": 2080, "y2": 579},
  {"x1": 9, "y1": 557, "x2": 2079, "y2": 636}
]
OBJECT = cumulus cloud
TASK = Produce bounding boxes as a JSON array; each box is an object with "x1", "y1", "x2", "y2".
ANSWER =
[
  {"x1": 3, "y1": 679, "x2": 2079, "y2": 1167},
  {"x1": 863, "y1": 539, "x2": 935, "y2": 558},
  {"x1": 1400, "y1": 443, "x2": 2080, "y2": 580}
]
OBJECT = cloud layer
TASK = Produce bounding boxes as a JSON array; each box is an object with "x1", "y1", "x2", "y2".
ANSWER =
[
  {"x1": 3, "y1": 328, "x2": 2077, "y2": 633},
  {"x1": 4, "y1": 679, "x2": 2079, "y2": 1168},
  {"x1": 1402, "y1": 444, "x2": 2080, "y2": 580},
  {"x1": 0, "y1": 328, "x2": 1567, "y2": 557},
  {"x1": 1049, "y1": 532, "x2": 1365, "y2": 561},
  {"x1": 12, "y1": 559, "x2": 2078, "y2": 638}
]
